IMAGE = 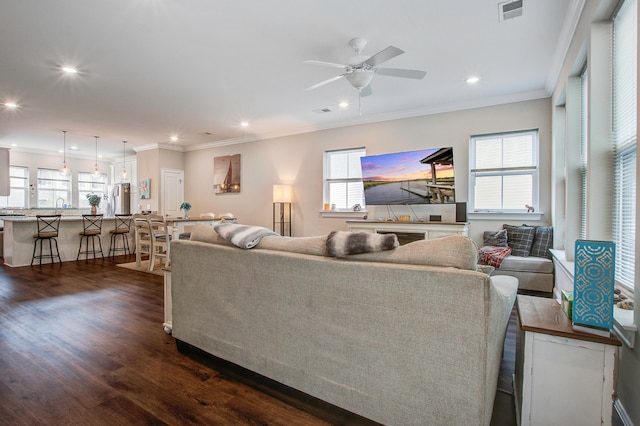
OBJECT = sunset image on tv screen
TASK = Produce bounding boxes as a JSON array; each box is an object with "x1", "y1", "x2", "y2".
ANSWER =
[{"x1": 360, "y1": 147, "x2": 455, "y2": 205}]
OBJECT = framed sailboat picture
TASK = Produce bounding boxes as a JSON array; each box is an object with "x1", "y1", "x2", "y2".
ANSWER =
[{"x1": 214, "y1": 154, "x2": 241, "y2": 194}]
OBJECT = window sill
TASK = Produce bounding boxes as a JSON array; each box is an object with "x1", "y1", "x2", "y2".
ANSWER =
[
  {"x1": 320, "y1": 210, "x2": 368, "y2": 219},
  {"x1": 467, "y1": 211, "x2": 544, "y2": 221},
  {"x1": 614, "y1": 306, "x2": 636, "y2": 348}
]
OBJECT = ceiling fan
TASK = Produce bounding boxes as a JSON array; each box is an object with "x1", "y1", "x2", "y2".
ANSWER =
[{"x1": 304, "y1": 37, "x2": 426, "y2": 97}]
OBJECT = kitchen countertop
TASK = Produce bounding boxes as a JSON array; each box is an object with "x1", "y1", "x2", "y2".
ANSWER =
[{"x1": 1, "y1": 215, "x2": 120, "y2": 222}]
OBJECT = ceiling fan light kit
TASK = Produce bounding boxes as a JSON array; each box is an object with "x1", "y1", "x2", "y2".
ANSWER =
[{"x1": 304, "y1": 37, "x2": 426, "y2": 94}]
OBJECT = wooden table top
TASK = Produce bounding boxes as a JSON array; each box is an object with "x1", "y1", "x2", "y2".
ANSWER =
[{"x1": 517, "y1": 295, "x2": 621, "y2": 346}]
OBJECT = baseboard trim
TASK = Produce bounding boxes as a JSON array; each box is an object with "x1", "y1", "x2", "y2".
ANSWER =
[{"x1": 614, "y1": 398, "x2": 633, "y2": 426}]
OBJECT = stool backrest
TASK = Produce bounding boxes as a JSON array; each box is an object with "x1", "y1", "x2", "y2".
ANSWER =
[
  {"x1": 36, "y1": 215, "x2": 61, "y2": 237},
  {"x1": 82, "y1": 214, "x2": 103, "y2": 233},
  {"x1": 114, "y1": 214, "x2": 132, "y2": 232}
]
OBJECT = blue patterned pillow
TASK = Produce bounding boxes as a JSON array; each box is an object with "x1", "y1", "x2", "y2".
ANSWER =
[{"x1": 503, "y1": 224, "x2": 535, "y2": 257}]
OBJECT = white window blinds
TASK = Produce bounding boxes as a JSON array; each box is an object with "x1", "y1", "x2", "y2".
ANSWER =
[
  {"x1": 580, "y1": 67, "x2": 588, "y2": 240},
  {"x1": 612, "y1": 0, "x2": 637, "y2": 289},
  {"x1": 324, "y1": 148, "x2": 365, "y2": 210},
  {"x1": 469, "y1": 130, "x2": 539, "y2": 212},
  {"x1": 0, "y1": 166, "x2": 28, "y2": 208}
]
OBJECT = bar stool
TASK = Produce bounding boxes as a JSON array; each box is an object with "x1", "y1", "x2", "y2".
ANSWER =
[
  {"x1": 31, "y1": 215, "x2": 62, "y2": 266},
  {"x1": 108, "y1": 214, "x2": 132, "y2": 257},
  {"x1": 77, "y1": 214, "x2": 104, "y2": 261}
]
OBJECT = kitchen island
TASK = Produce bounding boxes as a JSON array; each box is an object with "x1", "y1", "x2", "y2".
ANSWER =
[{"x1": 3, "y1": 216, "x2": 134, "y2": 267}]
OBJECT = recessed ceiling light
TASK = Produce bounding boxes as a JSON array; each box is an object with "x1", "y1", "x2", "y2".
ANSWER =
[
  {"x1": 10, "y1": 143, "x2": 17, "y2": 147},
  {"x1": 4, "y1": 102, "x2": 18, "y2": 108},
  {"x1": 240, "y1": 121, "x2": 249, "y2": 128},
  {"x1": 170, "y1": 136, "x2": 178, "y2": 142},
  {"x1": 70, "y1": 146, "x2": 79, "y2": 150},
  {"x1": 466, "y1": 76, "x2": 480, "y2": 84},
  {"x1": 339, "y1": 101, "x2": 349, "y2": 109},
  {"x1": 62, "y1": 66, "x2": 78, "y2": 74}
]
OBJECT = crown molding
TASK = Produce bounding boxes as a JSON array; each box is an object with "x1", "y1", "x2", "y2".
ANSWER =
[
  {"x1": 133, "y1": 143, "x2": 185, "y2": 153},
  {"x1": 545, "y1": 0, "x2": 587, "y2": 93}
]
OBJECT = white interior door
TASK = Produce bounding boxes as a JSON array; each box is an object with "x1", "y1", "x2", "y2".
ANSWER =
[{"x1": 161, "y1": 169, "x2": 184, "y2": 216}]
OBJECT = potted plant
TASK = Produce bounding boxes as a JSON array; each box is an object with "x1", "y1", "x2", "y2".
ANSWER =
[
  {"x1": 180, "y1": 201, "x2": 192, "y2": 218},
  {"x1": 86, "y1": 193, "x2": 101, "y2": 215}
]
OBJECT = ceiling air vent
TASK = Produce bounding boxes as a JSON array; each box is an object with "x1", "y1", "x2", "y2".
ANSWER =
[
  {"x1": 313, "y1": 108, "x2": 332, "y2": 114},
  {"x1": 498, "y1": 0, "x2": 523, "y2": 22}
]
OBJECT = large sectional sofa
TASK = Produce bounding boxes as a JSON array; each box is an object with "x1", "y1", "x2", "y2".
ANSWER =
[{"x1": 170, "y1": 226, "x2": 518, "y2": 426}]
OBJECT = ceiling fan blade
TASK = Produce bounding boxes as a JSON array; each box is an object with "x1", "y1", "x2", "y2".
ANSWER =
[
  {"x1": 376, "y1": 68, "x2": 426, "y2": 79},
  {"x1": 303, "y1": 60, "x2": 347, "y2": 69},
  {"x1": 360, "y1": 85, "x2": 373, "y2": 97},
  {"x1": 304, "y1": 74, "x2": 346, "y2": 91},
  {"x1": 362, "y1": 46, "x2": 404, "y2": 67}
]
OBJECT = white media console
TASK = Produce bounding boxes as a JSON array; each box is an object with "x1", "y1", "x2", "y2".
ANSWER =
[{"x1": 346, "y1": 220, "x2": 469, "y2": 243}]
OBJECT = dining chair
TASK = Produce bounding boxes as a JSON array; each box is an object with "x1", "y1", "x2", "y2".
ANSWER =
[
  {"x1": 147, "y1": 214, "x2": 171, "y2": 271},
  {"x1": 132, "y1": 213, "x2": 152, "y2": 268}
]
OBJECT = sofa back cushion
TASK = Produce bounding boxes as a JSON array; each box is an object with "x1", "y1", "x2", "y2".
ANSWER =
[
  {"x1": 189, "y1": 223, "x2": 230, "y2": 245},
  {"x1": 257, "y1": 235, "x2": 328, "y2": 256},
  {"x1": 348, "y1": 234, "x2": 478, "y2": 270}
]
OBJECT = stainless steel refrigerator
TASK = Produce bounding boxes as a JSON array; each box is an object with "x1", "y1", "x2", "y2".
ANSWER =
[{"x1": 112, "y1": 183, "x2": 131, "y2": 215}]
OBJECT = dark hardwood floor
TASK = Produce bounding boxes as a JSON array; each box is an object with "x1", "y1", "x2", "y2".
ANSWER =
[{"x1": 0, "y1": 255, "x2": 518, "y2": 425}]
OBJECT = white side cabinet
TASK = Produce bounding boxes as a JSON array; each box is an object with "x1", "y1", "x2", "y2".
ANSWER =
[{"x1": 515, "y1": 296, "x2": 621, "y2": 426}]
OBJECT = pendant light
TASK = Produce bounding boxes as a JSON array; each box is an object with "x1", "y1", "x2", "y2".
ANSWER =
[
  {"x1": 92, "y1": 136, "x2": 100, "y2": 176},
  {"x1": 60, "y1": 130, "x2": 70, "y2": 176},
  {"x1": 121, "y1": 141, "x2": 127, "y2": 181}
]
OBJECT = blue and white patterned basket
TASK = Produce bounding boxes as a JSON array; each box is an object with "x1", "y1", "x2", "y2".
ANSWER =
[{"x1": 573, "y1": 240, "x2": 616, "y2": 330}]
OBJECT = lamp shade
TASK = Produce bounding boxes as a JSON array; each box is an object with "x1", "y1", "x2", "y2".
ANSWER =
[{"x1": 273, "y1": 184, "x2": 292, "y2": 203}]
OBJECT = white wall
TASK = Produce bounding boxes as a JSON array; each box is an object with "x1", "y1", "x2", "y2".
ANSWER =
[
  {"x1": 135, "y1": 147, "x2": 184, "y2": 213},
  {"x1": 184, "y1": 97, "x2": 552, "y2": 247}
]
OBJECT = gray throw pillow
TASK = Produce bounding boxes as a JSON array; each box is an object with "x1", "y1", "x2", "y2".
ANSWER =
[
  {"x1": 503, "y1": 224, "x2": 536, "y2": 257},
  {"x1": 529, "y1": 226, "x2": 553, "y2": 259},
  {"x1": 483, "y1": 229, "x2": 508, "y2": 247}
]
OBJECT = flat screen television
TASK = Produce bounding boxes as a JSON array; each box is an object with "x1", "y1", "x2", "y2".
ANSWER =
[{"x1": 360, "y1": 147, "x2": 455, "y2": 205}]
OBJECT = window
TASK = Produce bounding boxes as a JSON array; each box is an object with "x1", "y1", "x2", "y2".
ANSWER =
[
  {"x1": 78, "y1": 172, "x2": 108, "y2": 208},
  {"x1": 469, "y1": 130, "x2": 539, "y2": 212},
  {"x1": 324, "y1": 148, "x2": 365, "y2": 210},
  {"x1": 0, "y1": 166, "x2": 29, "y2": 208},
  {"x1": 612, "y1": 0, "x2": 637, "y2": 290},
  {"x1": 37, "y1": 168, "x2": 71, "y2": 208},
  {"x1": 580, "y1": 66, "x2": 588, "y2": 239}
]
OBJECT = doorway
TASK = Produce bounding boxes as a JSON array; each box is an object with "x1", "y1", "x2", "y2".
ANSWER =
[{"x1": 161, "y1": 169, "x2": 184, "y2": 217}]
